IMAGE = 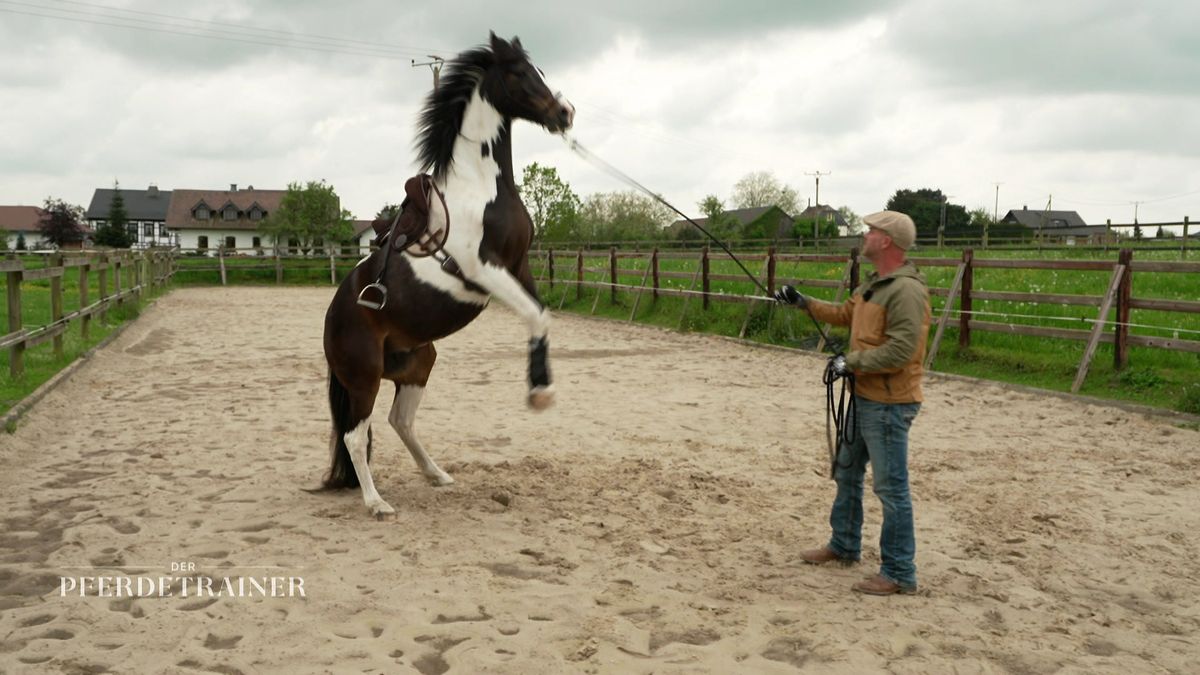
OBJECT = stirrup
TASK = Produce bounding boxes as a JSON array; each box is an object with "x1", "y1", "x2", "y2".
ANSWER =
[{"x1": 357, "y1": 283, "x2": 388, "y2": 310}]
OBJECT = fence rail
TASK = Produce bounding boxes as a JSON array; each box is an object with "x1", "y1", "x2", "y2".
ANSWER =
[
  {"x1": 2, "y1": 250, "x2": 176, "y2": 378},
  {"x1": 531, "y1": 246, "x2": 1200, "y2": 393}
]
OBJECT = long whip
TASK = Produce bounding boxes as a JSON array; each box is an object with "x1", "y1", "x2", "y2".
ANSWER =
[{"x1": 564, "y1": 135, "x2": 839, "y2": 346}]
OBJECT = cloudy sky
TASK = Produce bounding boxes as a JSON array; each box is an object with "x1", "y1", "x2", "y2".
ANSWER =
[{"x1": 2, "y1": 0, "x2": 1198, "y2": 229}]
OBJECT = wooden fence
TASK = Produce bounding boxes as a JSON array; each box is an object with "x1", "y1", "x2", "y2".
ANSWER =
[
  {"x1": 532, "y1": 247, "x2": 1200, "y2": 393},
  {"x1": 173, "y1": 247, "x2": 366, "y2": 285},
  {"x1": 0, "y1": 250, "x2": 176, "y2": 378}
]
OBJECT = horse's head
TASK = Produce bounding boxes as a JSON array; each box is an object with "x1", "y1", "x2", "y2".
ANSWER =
[{"x1": 480, "y1": 32, "x2": 574, "y2": 134}]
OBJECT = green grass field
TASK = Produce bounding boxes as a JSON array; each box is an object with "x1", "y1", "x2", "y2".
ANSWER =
[
  {"x1": 532, "y1": 247, "x2": 1200, "y2": 415},
  {"x1": 3, "y1": 247, "x2": 1197, "y2": 422}
]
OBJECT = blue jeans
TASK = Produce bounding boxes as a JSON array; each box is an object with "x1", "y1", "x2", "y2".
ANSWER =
[{"x1": 827, "y1": 396, "x2": 921, "y2": 589}]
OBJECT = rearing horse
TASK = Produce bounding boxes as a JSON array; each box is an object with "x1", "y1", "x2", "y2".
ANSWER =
[{"x1": 319, "y1": 33, "x2": 574, "y2": 518}]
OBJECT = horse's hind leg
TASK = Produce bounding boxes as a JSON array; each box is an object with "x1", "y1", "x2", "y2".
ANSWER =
[
  {"x1": 387, "y1": 344, "x2": 454, "y2": 487},
  {"x1": 326, "y1": 365, "x2": 395, "y2": 519}
]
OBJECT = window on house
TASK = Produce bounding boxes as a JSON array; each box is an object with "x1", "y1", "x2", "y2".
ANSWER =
[
  {"x1": 223, "y1": 206, "x2": 238, "y2": 221},
  {"x1": 198, "y1": 235, "x2": 209, "y2": 250},
  {"x1": 225, "y1": 236, "x2": 236, "y2": 249},
  {"x1": 195, "y1": 206, "x2": 210, "y2": 220},
  {"x1": 288, "y1": 238, "x2": 300, "y2": 254},
  {"x1": 249, "y1": 208, "x2": 263, "y2": 221},
  {"x1": 252, "y1": 236, "x2": 262, "y2": 248},
  {"x1": 144, "y1": 223, "x2": 154, "y2": 238}
]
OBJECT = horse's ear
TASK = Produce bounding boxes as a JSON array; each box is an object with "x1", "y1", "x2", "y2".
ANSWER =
[
  {"x1": 511, "y1": 36, "x2": 523, "y2": 51},
  {"x1": 489, "y1": 31, "x2": 505, "y2": 53}
]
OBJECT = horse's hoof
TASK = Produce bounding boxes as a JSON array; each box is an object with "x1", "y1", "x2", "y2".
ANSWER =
[
  {"x1": 368, "y1": 502, "x2": 397, "y2": 520},
  {"x1": 428, "y1": 472, "x2": 455, "y2": 487},
  {"x1": 527, "y1": 386, "x2": 555, "y2": 411}
]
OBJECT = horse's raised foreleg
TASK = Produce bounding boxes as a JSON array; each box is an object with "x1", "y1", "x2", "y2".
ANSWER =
[
  {"x1": 388, "y1": 344, "x2": 454, "y2": 486},
  {"x1": 467, "y1": 260, "x2": 553, "y2": 409}
]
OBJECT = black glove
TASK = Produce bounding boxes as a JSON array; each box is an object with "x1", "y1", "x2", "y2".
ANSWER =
[
  {"x1": 772, "y1": 285, "x2": 807, "y2": 307},
  {"x1": 827, "y1": 353, "x2": 849, "y2": 378}
]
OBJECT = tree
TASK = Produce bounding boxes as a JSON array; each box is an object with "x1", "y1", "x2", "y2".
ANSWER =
[
  {"x1": 697, "y1": 195, "x2": 739, "y2": 242},
  {"x1": 0, "y1": 231, "x2": 8, "y2": 252},
  {"x1": 578, "y1": 191, "x2": 673, "y2": 242},
  {"x1": 519, "y1": 163, "x2": 582, "y2": 241},
  {"x1": 730, "y1": 171, "x2": 800, "y2": 215},
  {"x1": 37, "y1": 197, "x2": 86, "y2": 248},
  {"x1": 261, "y1": 180, "x2": 354, "y2": 254},
  {"x1": 375, "y1": 203, "x2": 402, "y2": 221},
  {"x1": 94, "y1": 180, "x2": 134, "y2": 248},
  {"x1": 838, "y1": 206, "x2": 863, "y2": 235},
  {"x1": 885, "y1": 188, "x2": 968, "y2": 237}
]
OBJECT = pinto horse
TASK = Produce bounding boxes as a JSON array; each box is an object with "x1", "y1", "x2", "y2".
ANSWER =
[{"x1": 319, "y1": 33, "x2": 574, "y2": 518}]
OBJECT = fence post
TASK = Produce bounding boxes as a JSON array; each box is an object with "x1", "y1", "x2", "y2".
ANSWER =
[
  {"x1": 701, "y1": 245, "x2": 710, "y2": 310},
  {"x1": 1105, "y1": 219, "x2": 1112, "y2": 253},
  {"x1": 113, "y1": 254, "x2": 123, "y2": 308},
  {"x1": 958, "y1": 248, "x2": 974, "y2": 349},
  {"x1": 766, "y1": 246, "x2": 776, "y2": 292},
  {"x1": 329, "y1": 250, "x2": 336, "y2": 285},
  {"x1": 218, "y1": 246, "x2": 228, "y2": 285},
  {"x1": 80, "y1": 258, "x2": 91, "y2": 341},
  {"x1": 849, "y1": 247, "x2": 861, "y2": 290},
  {"x1": 547, "y1": 248, "x2": 555, "y2": 289},
  {"x1": 1114, "y1": 248, "x2": 1133, "y2": 370},
  {"x1": 133, "y1": 252, "x2": 143, "y2": 304},
  {"x1": 1183, "y1": 216, "x2": 1190, "y2": 259},
  {"x1": 609, "y1": 246, "x2": 618, "y2": 304},
  {"x1": 7, "y1": 262, "x2": 23, "y2": 378},
  {"x1": 97, "y1": 254, "x2": 109, "y2": 324},
  {"x1": 651, "y1": 247, "x2": 659, "y2": 301},
  {"x1": 50, "y1": 253, "x2": 64, "y2": 360},
  {"x1": 575, "y1": 250, "x2": 583, "y2": 300}
]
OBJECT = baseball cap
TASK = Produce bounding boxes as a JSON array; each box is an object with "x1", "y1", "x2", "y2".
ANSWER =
[{"x1": 863, "y1": 210, "x2": 916, "y2": 250}]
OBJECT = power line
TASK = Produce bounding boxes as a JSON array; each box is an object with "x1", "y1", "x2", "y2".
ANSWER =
[
  {"x1": 39, "y1": 0, "x2": 445, "y2": 55},
  {"x1": 0, "y1": 3, "x2": 440, "y2": 61}
]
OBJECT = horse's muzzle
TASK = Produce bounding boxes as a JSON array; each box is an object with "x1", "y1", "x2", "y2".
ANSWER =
[{"x1": 547, "y1": 95, "x2": 575, "y2": 133}]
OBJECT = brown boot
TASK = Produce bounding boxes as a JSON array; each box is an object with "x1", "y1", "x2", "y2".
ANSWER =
[
  {"x1": 852, "y1": 574, "x2": 915, "y2": 596},
  {"x1": 799, "y1": 547, "x2": 853, "y2": 565}
]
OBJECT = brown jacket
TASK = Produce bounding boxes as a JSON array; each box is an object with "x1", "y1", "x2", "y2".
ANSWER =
[{"x1": 807, "y1": 261, "x2": 931, "y2": 403}]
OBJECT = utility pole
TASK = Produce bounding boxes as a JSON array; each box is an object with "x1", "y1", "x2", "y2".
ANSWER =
[
  {"x1": 939, "y1": 194, "x2": 953, "y2": 249},
  {"x1": 412, "y1": 55, "x2": 445, "y2": 90},
  {"x1": 989, "y1": 182, "x2": 1003, "y2": 249},
  {"x1": 805, "y1": 170, "x2": 830, "y2": 207}
]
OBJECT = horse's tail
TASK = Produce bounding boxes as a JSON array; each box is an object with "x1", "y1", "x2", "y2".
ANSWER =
[{"x1": 323, "y1": 369, "x2": 369, "y2": 489}]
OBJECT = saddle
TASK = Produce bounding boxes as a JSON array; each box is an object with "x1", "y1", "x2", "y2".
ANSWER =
[
  {"x1": 371, "y1": 174, "x2": 448, "y2": 256},
  {"x1": 358, "y1": 174, "x2": 480, "y2": 310}
]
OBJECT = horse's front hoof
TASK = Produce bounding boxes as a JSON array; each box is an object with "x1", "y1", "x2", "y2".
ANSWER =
[
  {"x1": 427, "y1": 472, "x2": 455, "y2": 487},
  {"x1": 527, "y1": 385, "x2": 555, "y2": 411},
  {"x1": 368, "y1": 501, "x2": 397, "y2": 520}
]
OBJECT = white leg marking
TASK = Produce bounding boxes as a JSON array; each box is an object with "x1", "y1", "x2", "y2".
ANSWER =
[
  {"x1": 389, "y1": 385, "x2": 454, "y2": 486},
  {"x1": 344, "y1": 419, "x2": 395, "y2": 519}
]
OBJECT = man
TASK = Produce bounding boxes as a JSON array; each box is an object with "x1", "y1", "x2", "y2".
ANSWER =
[{"x1": 774, "y1": 210, "x2": 930, "y2": 595}]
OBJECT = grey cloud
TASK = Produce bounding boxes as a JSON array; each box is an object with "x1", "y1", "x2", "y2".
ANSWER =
[{"x1": 885, "y1": 0, "x2": 1200, "y2": 97}]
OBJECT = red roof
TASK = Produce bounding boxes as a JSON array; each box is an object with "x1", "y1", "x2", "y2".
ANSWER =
[
  {"x1": 0, "y1": 205, "x2": 45, "y2": 232},
  {"x1": 166, "y1": 188, "x2": 287, "y2": 230}
]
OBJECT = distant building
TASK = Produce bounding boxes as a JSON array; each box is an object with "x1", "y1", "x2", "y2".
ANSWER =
[
  {"x1": 1001, "y1": 207, "x2": 1088, "y2": 232},
  {"x1": 668, "y1": 206, "x2": 796, "y2": 241},
  {"x1": 85, "y1": 184, "x2": 174, "y2": 248},
  {"x1": 165, "y1": 184, "x2": 286, "y2": 253},
  {"x1": 1001, "y1": 207, "x2": 1112, "y2": 244},
  {"x1": 794, "y1": 204, "x2": 849, "y2": 234},
  {"x1": 0, "y1": 205, "x2": 45, "y2": 249}
]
